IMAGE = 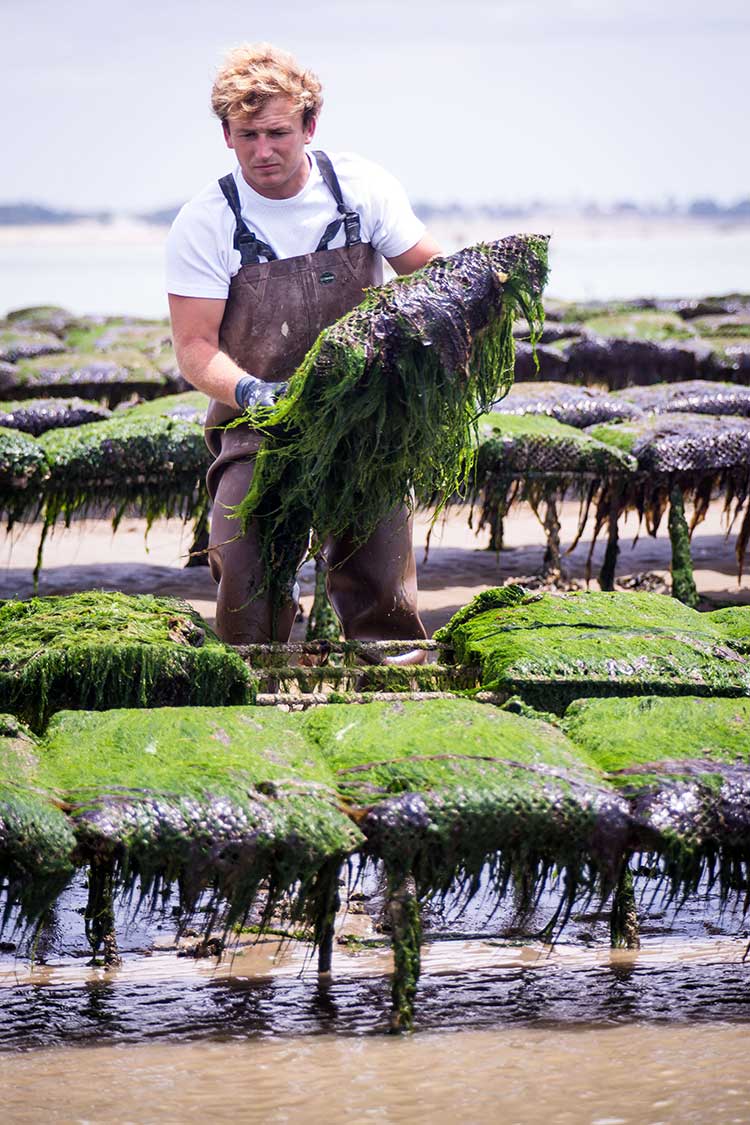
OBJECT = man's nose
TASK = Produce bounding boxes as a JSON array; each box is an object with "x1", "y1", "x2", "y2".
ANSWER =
[{"x1": 255, "y1": 134, "x2": 274, "y2": 159}]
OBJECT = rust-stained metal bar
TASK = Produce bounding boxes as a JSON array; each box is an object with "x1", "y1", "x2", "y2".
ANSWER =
[
  {"x1": 253, "y1": 690, "x2": 461, "y2": 708},
  {"x1": 236, "y1": 639, "x2": 444, "y2": 658}
]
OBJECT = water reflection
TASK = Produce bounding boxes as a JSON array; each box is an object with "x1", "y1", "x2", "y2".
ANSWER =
[
  {"x1": 0, "y1": 956, "x2": 748, "y2": 1051},
  {"x1": 2, "y1": 864, "x2": 749, "y2": 1048}
]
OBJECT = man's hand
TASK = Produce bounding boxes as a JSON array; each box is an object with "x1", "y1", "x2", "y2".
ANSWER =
[{"x1": 235, "y1": 375, "x2": 288, "y2": 411}]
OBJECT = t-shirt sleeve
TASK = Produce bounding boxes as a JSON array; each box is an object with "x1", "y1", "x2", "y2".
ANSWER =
[
  {"x1": 361, "y1": 159, "x2": 426, "y2": 260},
  {"x1": 165, "y1": 200, "x2": 232, "y2": 299}
]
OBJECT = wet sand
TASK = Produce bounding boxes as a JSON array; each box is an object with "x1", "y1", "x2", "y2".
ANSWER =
[{"x1": 1, "y1": 498, "x2": 748, "y2": 634}]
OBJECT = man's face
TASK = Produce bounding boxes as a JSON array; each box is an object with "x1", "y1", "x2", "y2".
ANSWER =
[{"x1": 223, "y1": 95, "x2": 316, "y2": 200}]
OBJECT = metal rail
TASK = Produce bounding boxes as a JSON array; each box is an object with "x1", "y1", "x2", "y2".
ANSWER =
[
  {"x1": 233, "y1": 638, "x2": 487, "y2": 706},
  {"x1": 254, "y1": 690, "x2": 462, "y2": 709},
  {"x1": 236, "y1": 639, "x2": 446, "y2": 659}
]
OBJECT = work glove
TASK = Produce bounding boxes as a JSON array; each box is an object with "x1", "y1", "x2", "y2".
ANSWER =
[{"x1": 234, "y1": 374, "x2": 288, "y2": 411}]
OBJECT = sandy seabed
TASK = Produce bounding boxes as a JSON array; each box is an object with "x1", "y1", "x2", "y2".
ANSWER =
[{"x1": 1, "y1": 499, "x2": 748, "y2": 632}]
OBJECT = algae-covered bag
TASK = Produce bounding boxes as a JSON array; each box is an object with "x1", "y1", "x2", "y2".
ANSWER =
[
  {"x1": 0, "y1": 592, "x2": 249, "y2": 730},
  {"x1": 474, "y1": 413, "x2": 637, "y2": 478},
  {"x1": 234, "y1": 235, "x2": 549, "y2": 607},
  {"x1": 39, "y1": 414, "x2": 211, "y2": 526},
  {"x1": 0, "y1": 714, "x2": 76, "y2": 922},
  {"x1": 42, "y1": 706, "x2": 363, "y2": 931},
  {"x1": 491, "y1": 380, "x2": 643, "y2": 428},
  {"x1": 306, "y1": 697, "x2": 629, "y2": 894},
  {"x1": 437, "y1": 588, "x2": 750, "y2": 712},
  {"x1": 562, "y1": 695, "x2": 750, "y2": 871},
  {"x1": 588, "y1": 412, "x2": 750, "y2": 477},
  {"x1": 0, "y1": 397, "x2": 111, "y2": 436},
  {"x1": 611, "y1": 380, "x2": 750, "y2": 418},
  {"x1": 588, "y1": 412, "x2": 750, "y2": 581},
  {"x1": 0, "y1": 425, "x2": 49, "y2": 522}
]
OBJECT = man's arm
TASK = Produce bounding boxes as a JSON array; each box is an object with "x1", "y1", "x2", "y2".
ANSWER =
[
  {"x1": 168, "y1": 294, "x2": 249, "y2": 409},
  {"x1": 387, "y1": 232, "x2": 443, "y2": 276}
]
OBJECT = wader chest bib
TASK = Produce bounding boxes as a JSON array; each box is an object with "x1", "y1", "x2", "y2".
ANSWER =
[{"x1": 205, "y1": 151, "x2": 426, "y2": 645}]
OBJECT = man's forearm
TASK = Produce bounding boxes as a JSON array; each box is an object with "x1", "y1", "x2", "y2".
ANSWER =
[{"x1": 176, "y1": 338, "x2": 249, "y2": 408}]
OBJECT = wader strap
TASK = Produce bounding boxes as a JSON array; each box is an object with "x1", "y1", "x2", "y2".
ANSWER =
[
  {"x1": 218, "y1": 174, "x2": 278, "y2": 265},
  {"x1": 313, "y1": 150, "x2": 362, "y2": 251}
]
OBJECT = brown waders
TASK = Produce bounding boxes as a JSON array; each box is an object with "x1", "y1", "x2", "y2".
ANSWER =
[{"x1": 205, "y1": 151, "x2": 427, "y2": 647}]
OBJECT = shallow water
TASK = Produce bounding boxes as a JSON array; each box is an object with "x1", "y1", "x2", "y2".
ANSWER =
[
  {"x1": 2, "y1": 221, "x2": 749, "y2": 318},
  {"x1": 2, "y1": 1018, "x2": 750, "y2": 1124},
  {"x1": 1, "y1": 938, "x2": 750, "y2": 1046},
  {"x1": 1, "y1": 868, "x2": 750, "y2": 1122}
]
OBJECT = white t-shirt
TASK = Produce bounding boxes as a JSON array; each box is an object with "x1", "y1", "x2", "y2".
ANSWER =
[{"x1": 165, "y1": 151, "x2": 425, "y2": 299}]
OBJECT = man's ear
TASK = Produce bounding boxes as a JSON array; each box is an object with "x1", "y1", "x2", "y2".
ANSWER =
[
  {"x1": 303, "y1": 116, "x2": 318, "y2": 145},
  {"x1": 222, "y1": 120, "x2": 233, "y2": 149}
]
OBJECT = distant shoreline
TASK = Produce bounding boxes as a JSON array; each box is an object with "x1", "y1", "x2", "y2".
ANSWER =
[{"x1": 0, "y1": 212, "x2": 749, "y2": 250}]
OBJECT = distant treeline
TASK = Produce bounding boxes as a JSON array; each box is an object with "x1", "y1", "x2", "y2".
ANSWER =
[
  {"x1": 414, "y1": 198, "x2": 750, "y2": 221},
  {"x1": 2, "y1": 197, "x2": 750, "y2": 227},
  {"x1": 0, "y1": 203, "x2": 111, "y2": 225}
]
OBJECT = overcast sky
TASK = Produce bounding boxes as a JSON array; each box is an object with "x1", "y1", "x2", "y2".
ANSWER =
[{"x1": 3, "y1": 0, "x2": 749, "y2": 211}]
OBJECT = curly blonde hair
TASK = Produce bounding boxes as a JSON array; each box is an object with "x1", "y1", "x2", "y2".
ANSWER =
[{"x1": 211, "y1": 43, "x2": 323, "y2": 127}]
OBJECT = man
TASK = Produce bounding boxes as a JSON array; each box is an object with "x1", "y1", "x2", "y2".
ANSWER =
[{"x1": 167, "y1": 42, "x2": 441, "y2": 653}]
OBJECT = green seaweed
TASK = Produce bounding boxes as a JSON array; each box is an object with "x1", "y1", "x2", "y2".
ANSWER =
[
  {"x1": 704, "y1": 606, "x2": 750, "y2": 650},
  {"x1": 561, "y1": 695, "x2": 750, "y2": 771},
  {"x1": 0, "y1": 714, "x2": 76, "y2": 924},
  {"x1": 668, "y1": 484, "x2": 699, "y2": 607},
  {"x1": 0, "y1": 593, "x2": 249, "y2": 730},
  {"x1": 583, "y1": 311, "x2": 695, "y2": 342},
  {"x1": 123, "y1": 391, "x2": 209, "y2": 424},
  {"x1": 610, "y1": 866, "x2": 640, "y2": 948},
  {"x1": 43, "y1": 705, "x2": 336, "y2": 793},
  {"x1": 0, "y1": 425, "x2": 49, "y2": 522},
  {"x1": 63, "y1": 323, "x2": 110, "y2": 351},
  {"x1": 66, "y1": 322, "x2": 171, "y2": 357},
  {"x1": 692, "y1": 320, "x2": 750, "y2": 340},
  {"x1": 585, "y1": 420, "x2": 639, "y2": 455},
  {"x1": 307, "y1": 696, "x2": 597, "y2": 777},
  {"x1": 433, "y1": 584, "x2": 530, "y2": 642},
  {"x1": 386, "y1": 878, "x2": 421, "y2": 1033},
  {"x1": 439, "y1": 589, "x2": 750, "y2": 711},
  {"x1": 42, "y1": 705, "x2": 362, "y2": 934},
  {"x1": 442, "y1": 589, "x2": 711, "y2": 636},
  {"x1": 39, "y1": 414, "x2": 211, "y2": 529},
  {"x1": 306, "y1": 556, "x2": 341, "y2": 642}
]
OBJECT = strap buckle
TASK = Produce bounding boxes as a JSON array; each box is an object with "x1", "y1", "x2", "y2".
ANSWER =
[
  {"x1": 235, "y1": 230, "x2": 276, "y2": 265},
  {"x1": 343, "y1": 211, "x2": 361, "y2": 246}
]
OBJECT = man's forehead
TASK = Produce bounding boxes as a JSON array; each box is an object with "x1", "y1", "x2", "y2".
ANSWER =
[{"x1": 229, "y1": 98, "x2": 303, "y2": 130}]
